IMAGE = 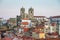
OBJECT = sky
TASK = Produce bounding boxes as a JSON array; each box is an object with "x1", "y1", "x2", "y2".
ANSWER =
[{"x1": 0, "y1": 0, "x2": 60, "y2": 19}]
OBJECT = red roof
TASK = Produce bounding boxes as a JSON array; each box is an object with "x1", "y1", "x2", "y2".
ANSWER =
[
  {"x1": 34, "y1": 16, "x2": 46, "y2": 18},
  {"x1": 51, "y1": 22, "x2": 57, "y2": 26},
  {"x1": 21, "y1": 22, "x2": 28, "y2": 25},
  {"x1": 52, "y1": 32, "x2": 58, "y2": 36},
  {"x1": 24, "y1": 28, "x2": 29, "y2": 32},
  {"x1": 22, "y1": 18, "x2": 29, "y2": 20},
  {"x1": 51, "y1": 16, "x2": 60, "y2": 18},
  {"x1": 48, "y1": 32, "x2": 58, "y2": 36},
  {"x1": 36, "y1": 24, "x2": 44, "y2": 29}
]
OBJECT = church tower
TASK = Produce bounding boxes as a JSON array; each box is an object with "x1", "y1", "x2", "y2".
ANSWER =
[
  {"x1": 28, "y1": 7, "x2": 34, "y2": 19},
  {"x1": 20, "y1": 7, "x2": 25, "y2": 19}
]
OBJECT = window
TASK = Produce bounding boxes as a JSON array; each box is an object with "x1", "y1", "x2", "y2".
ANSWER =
[{"x1": 31, "y1": 11, "x2": 32, "y2": 13}]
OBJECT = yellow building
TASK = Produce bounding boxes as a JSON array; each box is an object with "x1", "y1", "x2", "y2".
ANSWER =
[{"x1": 39, "y1": 32, "x2": 45, "y2": 39}]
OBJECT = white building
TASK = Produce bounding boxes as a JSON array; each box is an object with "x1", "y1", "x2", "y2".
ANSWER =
[
  {"x1": 7, "y1": 18, "x2": 17, "y2": 29},
  {"x1": 50, "y1": 16, "x2": 60, "y2": 35},
  {"x1": 21, "y1": 18, "x2": 32, "y2": 28}
]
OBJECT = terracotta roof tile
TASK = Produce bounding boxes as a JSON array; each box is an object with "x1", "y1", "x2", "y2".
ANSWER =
[
  {"x1": 22, "y1": 18, "x2": 29, "y2": 20},
  {"x1": 51, "y1": 22, "x2": 57, "y2": 26},
  {"x1": 34, "y1": 16, "x2": 46, "y2": 18},
  {"x1": 51, "y1": 16, "x2": 60, "y2": 18},
  {"x1": 21, "y1": 22, "x2": 28, "y2": 25}
]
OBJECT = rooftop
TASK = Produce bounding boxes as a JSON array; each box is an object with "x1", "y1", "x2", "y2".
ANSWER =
[
  {"x1": 34, "y1": 16, "x2": 46, "y2": 18},
  {"x1": 50, "y1": 16, "x2": 60, "y2": 18}
]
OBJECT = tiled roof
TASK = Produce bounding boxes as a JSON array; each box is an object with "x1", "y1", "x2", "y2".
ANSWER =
[
  {"x1": 22, "y1": 18, "x2": 29, "y2": 20},
  {"x1": 51, "y1": 22, "x2": 57, "y2": 26},
  {"x1": 24, "y1": 28, "x2": 29, "y2": 32},
  {"x1": 50, "y1": 16, "x2": 60, "y2": 18},
  {"x1": 36, "y1": 24, "x2": 44, "y2": 28},
  {"x1": 34, "y1": 16, "x2": 46, "y2": 18},
  {"x1": 21, "y1": 22, "x2": 28, "y2": 25},
  {"x1": 32, "y1": 24, "x2": 45, "y2": 33},
  {"x1": 48, "y1": 32, "x2": 58, "y2": 36},
  {"x1": 52, "y1": 32, "x2": 58, "y2": 36}
]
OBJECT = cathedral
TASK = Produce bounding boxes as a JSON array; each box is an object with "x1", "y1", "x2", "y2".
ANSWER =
[
  {"x1": 16, "y1": 7, "x2": 47, "y2": 26},
  {"x1": 20, "y1": 7, "x2": 34, "y2": 19}
]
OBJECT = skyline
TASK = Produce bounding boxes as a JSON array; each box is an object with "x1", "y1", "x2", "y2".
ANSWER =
[{"x1": 0, "y1": 0, "x2": 60, "y2": 19}]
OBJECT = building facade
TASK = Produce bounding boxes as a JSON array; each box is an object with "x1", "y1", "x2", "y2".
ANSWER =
[
  {"x1": 20, "y1": 7, "x2": 47, "y2": 26},
  {"x1": 49, "y1": 16, "x2": 60, "y2": 36},
  {"x1": 7, "y1": 18, "x2": 17, "y2": 29},
  {"x1": 20, "y1": 7, "x2": 34, "y2": 19}
]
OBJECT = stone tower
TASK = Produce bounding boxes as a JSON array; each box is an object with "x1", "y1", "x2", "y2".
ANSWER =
[
  {"x1": 20, "y1": 7, "x2": 25, "y2": 19},
  {"x1": 28, "y1": 7, "x2": 34, "y2": 19}
]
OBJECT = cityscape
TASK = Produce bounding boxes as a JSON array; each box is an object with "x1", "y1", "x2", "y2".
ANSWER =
[
  {"x1": 0, "y1": 7, "x2": 60, "y2": 40},
  {"x1": 0, "y1": 0, "x2": 60, "y2": 40}
]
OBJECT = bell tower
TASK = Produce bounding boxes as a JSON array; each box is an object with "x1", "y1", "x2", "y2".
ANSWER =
[
  {"x1": 20, "y1": 7, "x2": 25, "y2": 19},
  {"x1": 28, "y1": 7, "x2": 34, "y2": 19}
]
